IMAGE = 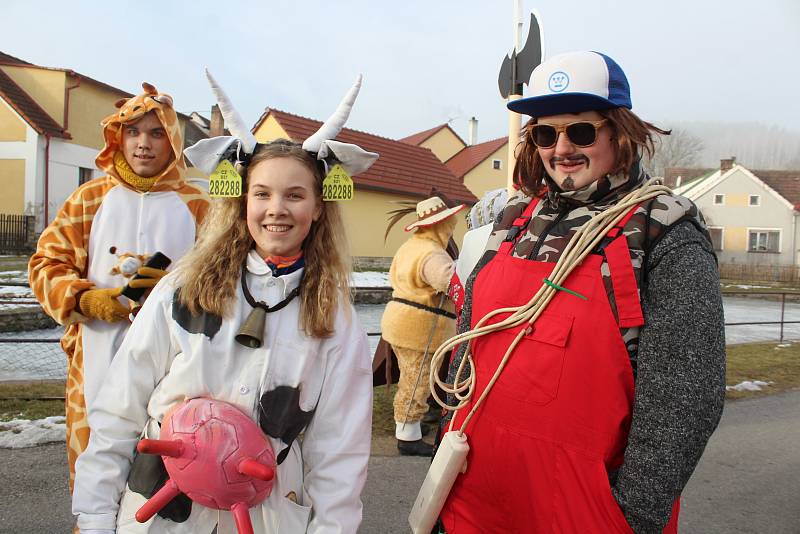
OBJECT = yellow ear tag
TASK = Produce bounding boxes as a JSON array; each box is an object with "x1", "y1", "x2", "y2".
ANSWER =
[
  {"x1": 322, "y1": 164, "x2": 354, "y2": 201},
  {"x1": 208, "y1": 160, "x2": 243, "y2": 198}
]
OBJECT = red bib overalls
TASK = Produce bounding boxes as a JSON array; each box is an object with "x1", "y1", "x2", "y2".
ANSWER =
[{"x1": 441, "y1": 200, "x2": 679, "y2": 533}]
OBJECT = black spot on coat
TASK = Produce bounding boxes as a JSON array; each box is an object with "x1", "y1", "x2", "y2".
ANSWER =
[
  {"x1": 258, "y1": 386, "x2": 315, "y2": 464},
  {"x1": 171, "y1": 289, "x2": 222, "y2": 339}
]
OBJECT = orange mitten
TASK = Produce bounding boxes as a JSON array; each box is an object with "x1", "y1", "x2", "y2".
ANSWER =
[
  {"x1": 127, "y1": 266, "x2": 168, "y2": 290},
  {"x1": 78, "y1": 287, "x2": 130, "y2": 323}
]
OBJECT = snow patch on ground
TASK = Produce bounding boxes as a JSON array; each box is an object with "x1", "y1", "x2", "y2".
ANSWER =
[
  {"x1": 0, "y1": 270, "x2": 29, "y2": 285},
  {"x1": 723, "y1": 284, "x2": 773, "y2": 290},
  {"x1": 726, "y1": 380, "x2": 773, "y2": 392},
  {"x1": 0, "y1": 416, "x2": 65, "y2": 448},
  {"x1": 0, "y1": 286, "x2": 33, "y2": 296},
  {"x1": 351, "y1": 271, "x2": 390, "y2": 287}
]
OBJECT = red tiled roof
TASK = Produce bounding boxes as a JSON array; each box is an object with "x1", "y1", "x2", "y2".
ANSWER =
[
  {"x1": 755, "y1": 170, "x2": 800, "y2": 207},
  {"x1": 400, "y1": 124, "x2": 449, "y2": 146},
  {"x1": 0, "y1": 67, "x2": 68, "y2": 138},
  {"x1": 0, "y1": 51, "x2": 32, "y2": 65},
  {"x1": 400, "y1": 123, "x2": 467, "y2": 148},
  {"x1": 258, "y1": 109, "x2": 477, "y2": 204},
  {"x1": 445, "y1": 137, "x2": 508, "y2": 178}
]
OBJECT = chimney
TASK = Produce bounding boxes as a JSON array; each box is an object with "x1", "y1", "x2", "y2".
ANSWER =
[
  {"x1": 209, "y1": 104, "x2": 224, "y2": 137},
  {"x1": 720, "y1": 156, "x2": 736, "y2": 172},
  {"x1": 468, "y1": 116, "x2": 478, "y2": 146}
]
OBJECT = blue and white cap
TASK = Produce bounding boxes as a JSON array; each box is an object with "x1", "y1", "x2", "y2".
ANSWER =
[{"x1": 508, "y1": 51, "x2": 632, "y2": 118}]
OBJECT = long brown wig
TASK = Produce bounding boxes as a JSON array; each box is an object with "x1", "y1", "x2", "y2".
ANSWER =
[
  {"x1": 513, "y1": 107, "x2": 670, "y2": 197},
  {"x1": 177, "y1": 140, "x2": 350, "y2": 338}
]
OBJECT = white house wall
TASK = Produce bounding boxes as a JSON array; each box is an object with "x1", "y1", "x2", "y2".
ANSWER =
[
  {"x1": 46, "y1": 139, "x2": 102, "y2": 226},
  {"x1": 0, "y1": 96, "x2": 43, "y2": 225},
  {"x1": 0, "y1": 95, "x2": 103, "y2": 231},
  {"x1": 693, "y1": 168, "x2": 795, "y2": 265}
]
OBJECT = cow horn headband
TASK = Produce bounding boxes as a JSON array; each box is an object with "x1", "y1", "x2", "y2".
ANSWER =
[{"x1": 184, "y1": 69, "x2": 378, "y2": 179}]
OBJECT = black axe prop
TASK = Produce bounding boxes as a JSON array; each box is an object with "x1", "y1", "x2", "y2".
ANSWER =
[{"x1": 498, "y1": 11, "x2": 544, "y2": 99}]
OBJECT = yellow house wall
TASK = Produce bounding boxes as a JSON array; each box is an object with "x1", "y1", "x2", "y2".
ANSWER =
[
  {"x1": 253, "y1": 115, "x2": 469, "y2": 258},
  {"x1": 724, "y1": 227, "x2": 748, "y2": 251},
  {"x1": 253, "y1": 116, "x2": 290, "y2": 143},
  {"x1": 724, "y1": 194, "x2": 749, "y2": 207},
  {"x1": 342, "y1": 189, "x2": 467, "y2": 258},
  {"x1": 0, "y1": 101, "x2": 26, "y2": 141},
  {"x1": 0, "y1": 160, "x2": 26, "y2": 214},
  {"x1": 66, "y1": 79, "x2": 123, "y2": 149},
  {"x1": 421, "y1": 129, "x2": 465, "y2": 162},
  {"x1": 463, "y1": 144, "x2": 508, "y2": 198},
  {"x1": 2, "y1": 66, "x2": 65, "y2": 128}
]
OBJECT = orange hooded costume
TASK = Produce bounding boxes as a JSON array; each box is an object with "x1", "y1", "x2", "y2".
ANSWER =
[{"x1": 28, "y1": 83, "x2": 209, "y2": 488}]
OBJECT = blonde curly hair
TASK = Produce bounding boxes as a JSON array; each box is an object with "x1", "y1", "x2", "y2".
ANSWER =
[{"x1": 177, "y1": 140, "x2": 351, "y2": 338}]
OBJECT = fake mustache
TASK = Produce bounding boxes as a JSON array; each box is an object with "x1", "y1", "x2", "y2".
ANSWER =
[{"x1": 550, "y1": 154, "x2": 589, "y2": 167}]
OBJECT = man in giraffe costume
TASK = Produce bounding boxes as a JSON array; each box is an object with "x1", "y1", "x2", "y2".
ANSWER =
[{"x1": 29, "y1": 83, "x2": 209, "y2": 489}]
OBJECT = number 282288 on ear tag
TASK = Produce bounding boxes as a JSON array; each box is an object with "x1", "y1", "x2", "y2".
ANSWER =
[
  {"x1": 322, "y1": 164, "x2": 354, "y2": 201},
  {"x1": 208, "y1": 160, "x2": 243, "y2": 198}
]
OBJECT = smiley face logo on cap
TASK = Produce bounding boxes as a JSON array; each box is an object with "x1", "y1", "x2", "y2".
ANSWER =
[{"x1": 548, "y1": 71, "x2": 570, "y2": 93}]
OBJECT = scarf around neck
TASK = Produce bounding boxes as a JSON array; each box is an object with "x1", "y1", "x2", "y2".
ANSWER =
[{"x1": 114, "y1": 151, "x2": 159, "y2": 192}]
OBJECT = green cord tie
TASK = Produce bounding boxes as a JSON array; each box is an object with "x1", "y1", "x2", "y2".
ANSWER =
[{"x1": 542, "y1": 278, "x2": 587, "y2": 300}]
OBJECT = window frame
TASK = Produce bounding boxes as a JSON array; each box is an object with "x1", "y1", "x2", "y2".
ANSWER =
[
  {"x1": 707, "y1": 226, "x2": 724, "y2": 252},
  {"x1": 78, "y1": 167, "x2": 94, "y2": 186},
  {"x1": 747, "y1": 227, "x2": 781, "y2": 253}
]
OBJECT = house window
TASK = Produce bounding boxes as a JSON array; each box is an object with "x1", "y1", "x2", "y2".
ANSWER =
[
  {"x1": 748, "y1": 230, "x2": 780, "y2": 253},
  {"x1": 713, "y1": 194, "x2": 725, "y2": 205},
  {"x1": 78, "y1": 167, "x2": 93, "y2": 186},
  {"x1": 749, "y1": 195, "x2": 760, "y2": 206},
  {"x1": 492, "y1": 159, "x2": 502, "y2": 170},
  {"x1": 708, "y1": 227, "x2": 723, "y2": 251}
]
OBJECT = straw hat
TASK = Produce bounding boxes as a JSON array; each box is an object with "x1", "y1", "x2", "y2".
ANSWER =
[{"x1": 404, "y1": 196, "x2": 465, "y2": 232}]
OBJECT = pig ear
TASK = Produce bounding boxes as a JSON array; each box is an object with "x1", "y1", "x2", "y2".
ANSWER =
[
  {"x1": 114, "y1": 98, "x2": 128, "y2": 109},
  {"x1": 142, "y1": 82, "x2": 157, "y2": 95}
]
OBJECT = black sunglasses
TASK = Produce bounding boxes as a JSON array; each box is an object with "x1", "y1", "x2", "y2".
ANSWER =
[{"x1": 529, "y1": 119, "x2": 608, "y2": 149}]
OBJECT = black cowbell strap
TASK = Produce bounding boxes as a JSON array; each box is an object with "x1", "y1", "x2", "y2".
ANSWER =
[{"x1": 240, "y1": 265, "x2": 300, "y2": 313}]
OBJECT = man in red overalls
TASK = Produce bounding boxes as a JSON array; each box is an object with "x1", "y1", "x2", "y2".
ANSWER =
[{"x1": 439, "y1": 51, "x2": 725, "y2": 533}]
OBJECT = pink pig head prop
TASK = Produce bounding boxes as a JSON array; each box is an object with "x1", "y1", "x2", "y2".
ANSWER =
[{"x1": 135, "y1": 398, "x2": 276, "y2": 534}]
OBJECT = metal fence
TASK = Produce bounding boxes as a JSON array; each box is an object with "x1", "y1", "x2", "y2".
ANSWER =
[
  {"x1": 3, "y1": 292, "x2": 800, "y2": 399},
  {"x1": 719, "y1": 263, "x2": 800, "y2": 284},
  {"x1": 0, "y1": 214, "x2": 35, "y2": 254},
  {"x1": 722, "y1": 290, "x2": 800, "y2": 343}
]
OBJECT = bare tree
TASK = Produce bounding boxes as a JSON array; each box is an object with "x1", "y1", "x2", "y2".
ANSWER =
[{"x1": 645, "y1": 127, "x2": 705, "y2": 177}]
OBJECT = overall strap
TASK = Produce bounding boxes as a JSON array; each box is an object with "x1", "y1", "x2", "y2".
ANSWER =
[
  {"x1": 602, "y1": 204, "x2": 644, "y2": 328},
  {"x1": 498, "y1": 197, "x2": 540, "y2": 255}
]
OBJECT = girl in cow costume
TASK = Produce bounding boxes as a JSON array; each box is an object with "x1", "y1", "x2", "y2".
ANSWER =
[{"x1": 72, "y1": 72, "x2": 378, "y2": 534}]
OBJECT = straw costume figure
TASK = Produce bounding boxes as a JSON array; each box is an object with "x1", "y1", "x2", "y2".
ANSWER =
[{"x1": 381, "y1": 196, "x2": 464, "y2": 456}]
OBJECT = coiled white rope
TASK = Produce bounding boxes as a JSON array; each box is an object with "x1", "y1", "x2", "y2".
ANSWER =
[{"x1": 430, "y1": 180, "x2": 672, "y2": 434}]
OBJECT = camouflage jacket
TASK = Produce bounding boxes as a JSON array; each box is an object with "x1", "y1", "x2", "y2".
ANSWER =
[{"x1": 481, "y1": 163, "x2": 712, "y2": 372}]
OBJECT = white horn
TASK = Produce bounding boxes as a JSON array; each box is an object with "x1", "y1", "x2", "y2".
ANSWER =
[
  {"x1": 205, "y1": 68, "x2": 258, "y2": 154},
  {"x1": 302, "y1": 74, "x2": 362, "y2": 153}
]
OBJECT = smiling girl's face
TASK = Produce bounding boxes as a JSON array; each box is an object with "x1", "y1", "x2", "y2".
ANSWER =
[{"x1": 246, "y1": 157, "x2": 322, "y2": 259}]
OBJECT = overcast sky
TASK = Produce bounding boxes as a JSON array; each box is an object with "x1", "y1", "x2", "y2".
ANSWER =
[{"x1": 3, "y1": 0, "x2": 798, "y2": 144}]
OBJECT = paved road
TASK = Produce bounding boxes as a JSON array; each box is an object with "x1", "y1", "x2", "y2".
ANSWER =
[
  {"x1": 1, "y1": 390, "x2": 798, "y2": 533},
  {"x1": 678, "y1": 389, "x2": 800, "y2": 533}
]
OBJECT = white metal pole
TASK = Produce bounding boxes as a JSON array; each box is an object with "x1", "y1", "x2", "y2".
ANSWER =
[{"x1": 507, "y1": 0, "x2": 524, "y2": 194}]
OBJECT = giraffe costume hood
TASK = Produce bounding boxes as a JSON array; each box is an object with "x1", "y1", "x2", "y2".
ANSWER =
[{"x1": 96, "y1": 82, "x2": 187, "y2": 192}]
